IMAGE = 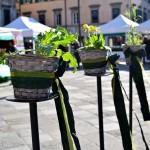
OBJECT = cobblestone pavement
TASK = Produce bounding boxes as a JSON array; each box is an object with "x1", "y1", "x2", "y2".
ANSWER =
[{"x1": 1, "y1": 64, "x2": 150, "y2": 150}]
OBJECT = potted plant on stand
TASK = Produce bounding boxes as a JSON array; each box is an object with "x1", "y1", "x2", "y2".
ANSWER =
[
  {"x1": 123, "y1": 4, "x2": 150, "y2": 121},
  {"x1": 123, "y1": 4, "x2": 144, "y2": 63},
  {"x1": 4, "y1": 27, "x2": 81, "y2": 150},
  {"x1": 78, "y1": 24, "x2": 108, "y2": 76},
  {"x1": 1, "y1": 27, "x2": 78, "y2": 100},
  {"x1": 35, "y1": 27, "x2": 81, "y2": 150}
]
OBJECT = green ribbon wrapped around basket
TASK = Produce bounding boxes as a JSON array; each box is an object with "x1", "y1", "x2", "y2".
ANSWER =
[
  {"x1": 82, "y1": 57, "x2": 107, "y2": 69},
  {"x1": 10, "y1": 71, "x2": 55, "y2": 89},
  {"x1": 11, "y1": 71, "x2": 55, "y2": 78}
]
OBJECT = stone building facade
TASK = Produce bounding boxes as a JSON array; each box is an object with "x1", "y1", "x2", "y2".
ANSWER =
[
  {"x1": 0, "y1": 0, "x2": 16, "y2": 26},
  {"x1": 16, "y1": 0, "x2": 150, "y2": 33}
]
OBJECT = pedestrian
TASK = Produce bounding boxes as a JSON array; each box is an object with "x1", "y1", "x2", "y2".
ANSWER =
[
  {"x1": 6, "y1": 40, "x2": 16, "y2": 53},
  {"x1": 143, "y1": 36, "x2": 150, "y2": 62}
]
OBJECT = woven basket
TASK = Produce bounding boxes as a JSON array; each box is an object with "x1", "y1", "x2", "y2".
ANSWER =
[
  {"x1": 123, "y1": 45, "x2": 145, "y2": 65},
  {"x1": 123, "y1": 45, "x2": 145, "y2": 53},
  {"x1": 8, "y1": 55, "x2": 59, "y2": 100},
  {"x1": 79, "y1": 49, "x2": 107, "y2": 76}
]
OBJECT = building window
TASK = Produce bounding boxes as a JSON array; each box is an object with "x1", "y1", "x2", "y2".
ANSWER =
[
  {"x1": 112, "y1": 8, "x2": 120, "y2": 19},
  {"x1": 22, "y1": 12, "x2": 31, "y2": 17},
  {"x1": 91, "y1": 9, "x2": 99, "y2": 23},
  {"x1": 70, "y1": 7, "x2": 79, "y2": 25},
  {"x1": 89, "y1": 5, "x2": 100, "y2": 24},
  {"x1": 3, "y1": 9, "x2": 10, "y2": 25},
  {"x1": 35, "y1": 0, "x2": 48, "y2": 2},
  {"x1": 37, "y1": 10, "x2": 46, "y2": 24},
  {"x1": 20, "y1": 0, "x2": 32, "y2": 4},
  {"x1": 143, "y1": 11, "x2": 147, "y2": 21},
  {"x1": 110, "y1": 3, "x2": 121, "y2": 19},
  {"x1": 53, "y1": 9, "x2": 62, "y2": 26}
]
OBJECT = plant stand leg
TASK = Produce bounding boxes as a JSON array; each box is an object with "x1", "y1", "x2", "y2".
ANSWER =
[
  {"x1": 129, "y1": 67, "x2": 133, "y2": 133},
  {"x1": 29, "y1": 102, "x2": 40, "y2": 150},
  {"x1": 97, "y1": 76, "x2": 104, "y2": 150}
]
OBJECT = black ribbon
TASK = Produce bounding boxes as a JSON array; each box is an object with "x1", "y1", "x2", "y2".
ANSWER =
[
  {"x1": 124, "y1": 47, "x2": 150, "y2": 121},
  {"x1": 109, "y1": 55, "x2": 133, "y2": 150},
  {"x1": 52, "y1": 58, "x2": 81, "y2": 150}
]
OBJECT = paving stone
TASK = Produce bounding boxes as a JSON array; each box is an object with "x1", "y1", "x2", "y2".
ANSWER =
[
  {"x1": 0, "y1": 66, "x2": 150, "y2": 149},
  {"x1": 0, "y1": 132, "x2": 25, "y2": 149},
  {"x1": 5, "y1": 146, "x2": 30, "y2": 150}
]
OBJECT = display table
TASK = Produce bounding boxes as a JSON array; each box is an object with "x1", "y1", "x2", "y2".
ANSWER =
[{"x1": 6, "y1": 93, "x2": 58, "y2": 150}]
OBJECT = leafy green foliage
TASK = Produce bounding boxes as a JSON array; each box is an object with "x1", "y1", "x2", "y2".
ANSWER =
[
  {"x1": 126, "y1": 26, "x2": 143, "y2": 45},
  {"x1": 0, "y1": 49, "x2": 7, "y2": 64},
  {"x1": 36, "y1": 26, "x2": 78, "y2": 71},
  {"x1": 82, "y1": 24, "x2": 106, "y2": 50},
  {"x1": 84, "y1": 33, "x2": 105, "y2": 50},
  {"x1": 125, "y1": 4, "x2": 143, "y2": 46}
]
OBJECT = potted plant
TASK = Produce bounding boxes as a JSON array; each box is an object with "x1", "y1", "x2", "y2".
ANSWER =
[
  {"x1": 78, "y1": 24, "x2": 108, "y2": 76},
  {"x1": 123, "y1": 4, "x2": 145, "y2": 64},
  {"x1": 4, "y1": 27, "x2": 78, "y2": 100},
  {"x1": 123, "y1": 4, "x2": 150, "y2": 121}
]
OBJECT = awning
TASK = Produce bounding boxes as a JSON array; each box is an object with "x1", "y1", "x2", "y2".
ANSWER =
[{"x1": 0, "y1": 32, "x2": 14, "y2": 41}]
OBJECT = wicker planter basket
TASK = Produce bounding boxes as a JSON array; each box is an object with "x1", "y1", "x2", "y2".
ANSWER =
[
  {"x1": 8, "y1": 55, "x2": 59, "y2": 100},
  {"x1": 123, "y1": 45, "x2": 145, "y2": 53},
  {"x1": 79, "y1": 50, "x2": 107, "y2": 76},
  {"x1": 123, "y1": 45, "x2": 145, "y2": 65}
]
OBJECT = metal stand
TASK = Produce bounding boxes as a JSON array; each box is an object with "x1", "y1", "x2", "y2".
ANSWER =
[
  {"x1": 129, "y1": 66, "x2": 133, "y2": 133},
  {"x1": 6, "y1": 93, "x2": 58, "y2": 150},
  {"x1": 97, "y1": 76, "x2": 104, "y2": 150},
  {"x1": 29, "y1": 102, "x2": 40, "y2": 150}
]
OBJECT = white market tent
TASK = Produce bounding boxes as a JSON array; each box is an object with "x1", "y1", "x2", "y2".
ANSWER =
[
  {"x1": 5, "y1": 16, "x2": 51, "y2": 36},
  {"x1": 136, "y1": 19, "x2": 150, "y2": 33},
  {"x1": 0, "y1": 31, "x2": 14, "y2": 41},
  {"x1": 0, "y1": 27, "x2": 32, "y2": 37},
  {"x1": 98, "y1": 14, "x2": 139, "y2": 35},
  {"x1": 0, "y1": 27, "x2": 29, "y2": 50}
]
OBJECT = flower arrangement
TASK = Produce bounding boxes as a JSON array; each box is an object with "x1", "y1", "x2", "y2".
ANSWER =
[
  {"x1": 124, "y1": 4, "x2": 143, "y2": 50},
  {"x1": 81, "y1": 24, "x2": 106, "y2": 50},
  {"x1": 78, "y1": 24, "x2": 108, "y2": 76}
]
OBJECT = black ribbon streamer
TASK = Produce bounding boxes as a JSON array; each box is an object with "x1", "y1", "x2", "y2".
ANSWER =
[
  {"x1": 124, "y1": 48, "x2": 150, "y2": 121},
  {"x1": 52, "y1": 58, "x2": 81, "y2": 150},
  {"x1": 109, "y1": 55, "x2": 133, "y2": 150}
]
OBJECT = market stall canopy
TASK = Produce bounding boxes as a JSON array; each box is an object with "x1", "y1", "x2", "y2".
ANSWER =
[
  {"x1": 5, "y1": 16, "x2": 50, "y2": 36},
  {"x1": 97, "y1": 14, "x2": 139, "y2": 35},
  {"x1": 0, "y1": 27, "x2": 32, "y2": 37},
  {"x1": 136, "y1": 19, "x2": 150, "y2": 33},
  {"x1": 0, "y1": 31, "x2": 14, "y2": 41}
]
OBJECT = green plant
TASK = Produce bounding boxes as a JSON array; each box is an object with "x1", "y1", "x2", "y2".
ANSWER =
[
  {"x1": 126, "y1": 26, "x2": 143, "y2": 45},
  {"x1": 125, "y1": 4, "x2": 143, "y2": 46},
  {"x1": 81, "y1": 24, "x2": 106, "y2": 50},
  {"x1": 0, "y1": 49, "x2": 7, "y2": 64},
  {"x1": 35, "y1": 26, "x2": 78, "y2": 71}
]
